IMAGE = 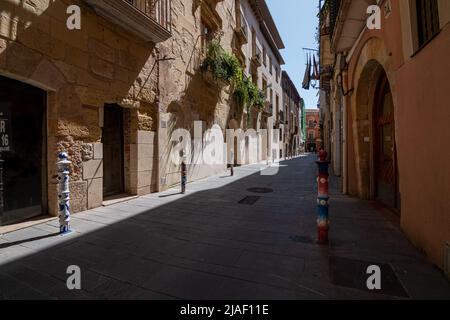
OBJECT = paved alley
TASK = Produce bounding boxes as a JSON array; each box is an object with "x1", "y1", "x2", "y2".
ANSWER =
[{"x1": 0, "y1": 155, "x2": 449, "y2": 300}]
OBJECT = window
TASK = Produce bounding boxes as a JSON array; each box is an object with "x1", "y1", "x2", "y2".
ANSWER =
[
  {"x1": 270, "y1": 88, "x2": 273, "y2": 104},
  {"x1": 275, "y1": 67, "x2": 279, "y2": 82},
  {"x1": 252, "y1": 70, "x2": 258, "y2": 85},
  {"x1": 262, "y1": 77, "x2": 268, "y2": 98},
  {"x1": 201, "y1": 20, "x2": 215, "y2": 49},
  {"x1": 269, "y1": 57, "x2": 273, "y2": 75},
  {"x1": 276, "y1": 94, "x2": 280, "y2": 114},
  {"x1": 416, "y1": 0, "x2": 440, "y2": 48},
  {"x1": 263, "y1": 47, "x2": 267, "y2": 66}
]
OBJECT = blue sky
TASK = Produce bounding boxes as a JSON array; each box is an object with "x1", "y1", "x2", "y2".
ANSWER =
[{"x1": 266, "y1": 0, "x2": 319, "y2": 109}]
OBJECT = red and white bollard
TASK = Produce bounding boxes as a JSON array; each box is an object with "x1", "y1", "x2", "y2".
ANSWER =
[{"x1": 316, "y1": 148, "x2": 330, "y2": 244}]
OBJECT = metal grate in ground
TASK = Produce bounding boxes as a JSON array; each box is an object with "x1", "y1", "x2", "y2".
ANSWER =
[
  {"x1": 238, "y1": 196, "x2": 261, "y2": 205},
  {"x1": 329, "y1": 256, "x2": 409, "y2": 297}
]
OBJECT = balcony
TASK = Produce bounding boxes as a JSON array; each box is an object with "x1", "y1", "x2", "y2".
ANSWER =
[
  {"x1": 83, "y1": 0, "x2": 172, "y2": 43},
  {"x1": 200, "y1": 0, "x2": 223, "y2": 31},
  {"x1": 320, "y1": 64, "x2": 334, "y2": 77},
  {"x1": 251, "y1": 46, "x2": 262, "y2": 68},
  {"x1": 235, "y1": 11, "x2": 248, "y2": 45}
]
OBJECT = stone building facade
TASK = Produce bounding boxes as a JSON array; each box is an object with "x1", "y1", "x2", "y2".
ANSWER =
[
  {"x1": 232, "y1": 0, "x2": 285, "y2": 163},
  {"x1": 281, "y1": 71, "x2": 301, "y2": 158},
  {"x1": 0, "y1": 0, "x2": 286, "y2": 226},
  {"x1": 319, "y1": 1, "x2": 341, "y2": 177},
  {"x1": 305, "y1": 109, "x2": 320, "y2": 153},
  {"x1": 320, "y1": 0, "x2": 450, "y2": 271}
]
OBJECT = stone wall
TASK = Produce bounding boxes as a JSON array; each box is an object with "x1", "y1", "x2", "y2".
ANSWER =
[
  {"x1": 0, "y1": 0, "x2": 159, "y2": 215},
  {"x1": 0, "y1": 0, "x2": 276, "y2": 217},
  {"x1": 157, "y1": 0, "x2": 237, "y2": 189}
]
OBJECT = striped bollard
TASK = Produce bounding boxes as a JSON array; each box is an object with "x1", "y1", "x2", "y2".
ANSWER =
[
  {"x1": 316, "y1": 149, "x2": 330, "y2": 245},
  {"x1": 57, "y1": 152, "x2": 72, "y2": 234}
]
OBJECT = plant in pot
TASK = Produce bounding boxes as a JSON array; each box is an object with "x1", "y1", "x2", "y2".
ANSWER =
[{"x1": 201, "y1": 40, "x2": 241, "y2": 88}]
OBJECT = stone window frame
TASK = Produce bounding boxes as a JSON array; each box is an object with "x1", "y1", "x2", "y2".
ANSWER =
[
  {"x1": 262, "y1": 46, "x2": 267, "y2": 67},
  {"x1": 269, "y1": 56, "x2": 273, "y2": 75},
  {"x1": 262, "y1": 76, "x2": 268, "y2": 98}
]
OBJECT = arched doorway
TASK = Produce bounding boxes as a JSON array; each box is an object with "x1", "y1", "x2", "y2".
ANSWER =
[{"x1": 373, "y1": 73, "x2": 398, "y2": 210}]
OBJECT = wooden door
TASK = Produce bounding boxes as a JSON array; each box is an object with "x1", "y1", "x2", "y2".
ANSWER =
[
  {"x1": 374, "y1": 75, "x2": 398, "y2": 210},
  {"x1": 0, "y1": 76, "x2": 46, "y2": 225},
  {"x1": 103, "y1": 104, "x2": 125, "y2": 197}
]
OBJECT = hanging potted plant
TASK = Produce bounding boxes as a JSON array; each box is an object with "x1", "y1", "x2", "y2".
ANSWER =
[{"x1": 201, "y1": 40, "x2": 241, "y2": 88}]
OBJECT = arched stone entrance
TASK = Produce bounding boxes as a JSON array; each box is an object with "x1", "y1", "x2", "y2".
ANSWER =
[{"x1": 351, "y1": 43, "x2": 399, "y2": 211}]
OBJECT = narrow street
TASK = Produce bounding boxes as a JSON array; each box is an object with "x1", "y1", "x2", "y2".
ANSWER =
[{"x1": 0, "y1": 155, "x2": 448, "y2": 300}]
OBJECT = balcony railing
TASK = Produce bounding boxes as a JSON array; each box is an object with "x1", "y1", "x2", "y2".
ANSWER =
[
  {"x1": 84, "y1": 0, "x2": 172, "y2": 43},
  {"x1": 124, "y1": 0, "x2": 171, "y2": 32},
  {"x1": 329, "y1": 0, "x2": 341, "y2": 40}
]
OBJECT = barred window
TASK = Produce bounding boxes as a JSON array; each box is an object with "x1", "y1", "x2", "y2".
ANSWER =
[{"x1": 416, "y1": 0, "x2": 440, "y2": 48}]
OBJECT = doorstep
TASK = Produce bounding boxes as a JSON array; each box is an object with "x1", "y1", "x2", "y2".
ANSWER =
[
  {"x1": 0, "y1": 215, "x2": 56, "y2": 235},
  {"x1": 102, "y1": 194, "x2": 139, "y2": 207}
]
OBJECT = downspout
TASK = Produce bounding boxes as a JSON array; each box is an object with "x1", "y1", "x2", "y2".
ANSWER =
[{"x1": 342, "y1": 68, "x2": 348, "y2": 194}]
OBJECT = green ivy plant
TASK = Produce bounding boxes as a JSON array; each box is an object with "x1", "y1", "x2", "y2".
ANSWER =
[
  {"x1": 234, "y1": 75, "x2": 265, "y2": 112},
  {"x1": 200, "y1": 39, "x2": 266, "y2": 113},
  {"x1": 201, "y1": 40, "x2": 241, "y2": 84}
]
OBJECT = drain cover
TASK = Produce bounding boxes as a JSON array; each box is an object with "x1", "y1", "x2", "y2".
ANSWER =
[
  {"x1": 329, "y1": 256, "x2": 409, "y2": 297},
  {"x1": 247, "y1": 187, "x2": 274, "y2": 194},
  {"x1": 238, "y1": 196, "x2": 261, "y2": 205}
]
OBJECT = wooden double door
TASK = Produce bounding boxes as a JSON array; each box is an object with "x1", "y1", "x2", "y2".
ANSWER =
[{"x1": 374, "y1": 75, "x2": 399, "y2": 211}]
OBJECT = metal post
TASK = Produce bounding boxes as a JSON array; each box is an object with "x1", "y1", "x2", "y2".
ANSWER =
[
  {"x1": 0, "y1": 152, "x2": 4, "y2": 226},
  {"x1": 316, "y1": 148, "x2": 330, "y2": 244},
  {"x1": 230, "y1": 150, "x2": 234, "y2": 177},
  {"x1": 57, "y1": 152, "x2": 72, "y2": 234},
  {"x1": 181, "y1": 160, "x2": 187, "y2": 194}
]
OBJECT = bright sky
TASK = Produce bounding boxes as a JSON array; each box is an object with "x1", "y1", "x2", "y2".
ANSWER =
[{"x1": 266, "y1": 0, "x2": 320, "y2": 109}]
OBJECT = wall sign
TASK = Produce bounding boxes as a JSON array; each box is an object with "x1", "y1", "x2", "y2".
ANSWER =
[{"x1": 0, "y1": 103, "x2": 12, "y2": 152}]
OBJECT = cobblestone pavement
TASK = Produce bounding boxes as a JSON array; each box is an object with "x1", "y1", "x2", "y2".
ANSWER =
[{"x1": 0, "y1": 155, "x2": 449, "y2": 299}]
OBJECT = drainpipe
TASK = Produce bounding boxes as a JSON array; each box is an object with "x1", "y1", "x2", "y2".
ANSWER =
[{"x1": 342, "y1": 69, "x2": 349, "y2": 194}]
